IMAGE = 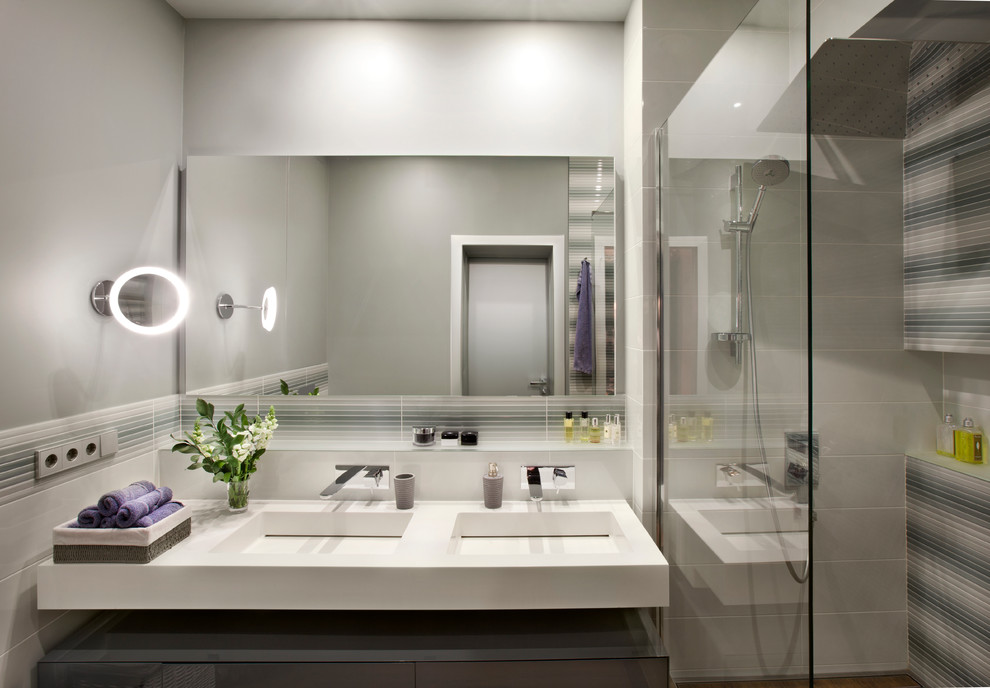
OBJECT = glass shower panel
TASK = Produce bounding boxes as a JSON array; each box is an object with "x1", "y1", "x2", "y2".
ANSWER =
[{"x1": 659, "y1": 0, "x2": 811, "y2": 682}]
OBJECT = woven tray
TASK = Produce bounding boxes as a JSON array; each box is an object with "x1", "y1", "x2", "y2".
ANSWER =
[{"x1": 52, "y1": 506, "x2": 191, "y2": 564}]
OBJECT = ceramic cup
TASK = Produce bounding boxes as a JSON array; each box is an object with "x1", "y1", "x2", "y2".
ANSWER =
[{"x1": 394, "y1": 473, "x2": 415, "y2": 510}]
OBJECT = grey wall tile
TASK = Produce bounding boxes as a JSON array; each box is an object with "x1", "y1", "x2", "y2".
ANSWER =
[
  {"x1": 811, "y1": 136, "x2": 904, "y2": 193},
  {"x1": 813, "y1": 401, "x2": 940, "y2": 457},
  {"x1": 813, "y1": 350, "x2": 942, "y2": 403},
  {"x1": 812, "y1": 191, "x2": 903, "y2": 245},
  {"x1": 815, "y1": 454, "x2": 905, "y2": 509},
  {"x1": 812, "y1": 244, "x2": 903, "y2": 298},
  {"x1": 644, "y1": 29, "x2": 734, "y2": 83},
  {"x1": 643, "y1": 0, "x2": 760, "y2": 31},
  {"x1": 812, "y1": 297, "x2": 904, "y2": 350},
  {"x1": 813, "y1": 559, "x2": 907, "y2": 613},
  {"x1": 643, "y1": 81, "x2": 693, "y2": 134},
  {"x1": 812, "y1": 507, "x2": 906, "y2": 561}
]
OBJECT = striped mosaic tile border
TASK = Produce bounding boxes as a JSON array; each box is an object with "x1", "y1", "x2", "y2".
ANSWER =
[
  {"x1": 179, "y1": 394, "x2": 626, "y2": 444},
  {"x1": 907, "y1": 457, "x2": 990, "y2": 687},
  {"x1": 0, "y1": 396, "x2": 180, "y2": 508},
  {"x1": 904, "y1": 43, "x2": 990, "y2": 353},
  {"x1": 187, "y1": 363, "x2": 328, "y2": 396}
]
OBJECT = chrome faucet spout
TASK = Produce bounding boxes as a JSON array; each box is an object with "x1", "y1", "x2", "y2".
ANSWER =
[
  {"x1": 320, "y1": 465, "x2": 364, "y2": 499},
  {"x1": 526, "y1": 466, "x2": 543, "y2": 501}
]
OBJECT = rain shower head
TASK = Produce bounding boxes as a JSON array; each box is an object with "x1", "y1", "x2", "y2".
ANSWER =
[{"x1": 751, "y1": 155, "x2": 790, "y2": 187}]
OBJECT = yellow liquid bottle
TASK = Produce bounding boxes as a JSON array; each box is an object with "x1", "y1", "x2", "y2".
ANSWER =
[
  {"x1": 564, "y1": 412, "x2": 574, "y2": 443},
  {"x1": 955, "y1": 418, "x2": 985, "y2": 464},
  {"x1": 590, "y1": 417, "x2": 602, "y2": 443}
]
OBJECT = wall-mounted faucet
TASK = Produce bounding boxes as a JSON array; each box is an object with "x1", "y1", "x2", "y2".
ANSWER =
[
  {"x1": 521, "y1": 466, "x2": 576, "y2": 501},
  {"x1": 320, "y1": 465, "x2": 390, "y2": 499}
]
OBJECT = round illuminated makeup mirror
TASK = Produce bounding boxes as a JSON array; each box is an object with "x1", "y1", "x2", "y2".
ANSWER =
[{"x1": 91, "y1": 266, "x2": 189, "y2": 335}]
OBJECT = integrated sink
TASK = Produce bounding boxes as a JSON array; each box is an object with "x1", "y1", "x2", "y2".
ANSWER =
[
  {"x1": 668, "y1": 498, "x2": 808, "y2": 565},
  {"x1": 213, "y1": 510, "x2": 413, "y2": 556},
  {"x1": 696, "y1": 506, "x2": 805, "y2": 536},
  {"x1": 449, "y1": 511, "x2": 630, "y2": 555}
]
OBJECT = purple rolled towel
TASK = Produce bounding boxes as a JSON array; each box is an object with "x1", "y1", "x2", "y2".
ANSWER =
[
  {"x1": 75, "y1": 505, "x2": 101, "y2": 528},
  {"x1": 115, "y1": 487, "x2": 172, "y2": 528},
  {"x1": 99, "y1": 517, "x2": 117, "y2": 528},
  {"x1": 135, "y1": 501, "x2": 184, "y2": 528},
  {"x1": 98, "y1": 480, "x2": 156, "y2": 517}
]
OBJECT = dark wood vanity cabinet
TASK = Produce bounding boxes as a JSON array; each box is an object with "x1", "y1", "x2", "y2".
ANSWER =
[{"x1": 39, "y1": 609, "x2": 668, "y2": 688}]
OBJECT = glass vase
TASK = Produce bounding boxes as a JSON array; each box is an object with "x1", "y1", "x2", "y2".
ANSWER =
[{"x1": 227, "y1": 478, "x2": 250, "y2": 512}]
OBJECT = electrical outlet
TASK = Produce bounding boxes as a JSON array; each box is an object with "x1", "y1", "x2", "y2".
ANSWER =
[
  {"x1": 35, "y1": 446, "x2": 65, "y2": 479},
  {"x1": 60, "y1": 435, "x2": 102, "y2": 472}
]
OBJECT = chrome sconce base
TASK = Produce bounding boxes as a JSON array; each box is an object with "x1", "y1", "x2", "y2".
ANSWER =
[
  {"x1": 216, "y1": 287, "x2": 278, "y2": 331},
  {"x1": 90, "y1": 280, "x2": 115, "y2": 316}
]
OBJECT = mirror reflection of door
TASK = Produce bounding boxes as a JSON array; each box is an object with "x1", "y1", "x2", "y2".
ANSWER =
[{"x1": 465, "y1": 258, "x2": 551, "y2": 396}]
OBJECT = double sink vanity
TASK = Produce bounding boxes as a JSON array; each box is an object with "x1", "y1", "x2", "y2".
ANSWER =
[
  {"x1": 38, "y1": 492, "x2": 669, "y2": 688},
  {"x1": 38, "y1": 498, "x2": 668, "y2": 611}
]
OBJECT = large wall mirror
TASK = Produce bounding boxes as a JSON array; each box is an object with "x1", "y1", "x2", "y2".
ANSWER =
[{"x1": 183, "y1": 155, "x2": 617, "y2": 397}]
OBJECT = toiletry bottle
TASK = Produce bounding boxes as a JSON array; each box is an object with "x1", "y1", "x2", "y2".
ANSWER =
[
  {"x1": 612, "y1": 414, "x2": 621, "y2": 445},
  {"x1": 590, "y1": 417, "x2": 602, "y2": 443},
  {"x1": 603, "y1": 414, "x2": 613, "y2": 443},
  {"x1": 579, "y1": 411, "x2": 591, "y2": 443},
  {"x1": 676, "y1": 417, "x2": 689, "y2": 442},
  {"x1": 686, "y1": 412, "x2": 699, "y2": 442},
  {"x1": 564, "y1": 412, "x2": 574, "y2": 443},
  {"x1": 668, "y1": 414, "x2": 678, "y2": 442},
  {"x1": 955, "y1": 418, "x2": 985, "y2": 464},
  {"x1": 701, "y1": 412, "x2": 714, "y2": 442},
  {"x1": 936, "y1": 414, "x2": 956, "y2": 458}
]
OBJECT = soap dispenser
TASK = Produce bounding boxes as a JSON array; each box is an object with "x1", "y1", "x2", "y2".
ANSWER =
[
  {"x1": 483, "y1": 462, "x2": 503, "y2": 509},
  {"x1": 936, "y1": 414, "x2": 957, "y2": 458},
  {"x1": 955, "y1": 418, "x2": 985, "y2": 465}
]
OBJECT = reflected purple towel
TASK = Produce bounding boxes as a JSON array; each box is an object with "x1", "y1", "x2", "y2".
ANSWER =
[
  {"x1": 115, "y1": 487, "x2": 173, "y2": 528},
  {"x1": 98, "y1": 480, "x2": 156, "y2": 516},
  {"x1": 75, "y1": 505, "x2": 101, "y2": 528},
  {"x1": 135, "y1": 501, "x2": 184, "y2": 528},
  {"x1": 573, "y1": 258, "x2": 594, "y2": 375}
]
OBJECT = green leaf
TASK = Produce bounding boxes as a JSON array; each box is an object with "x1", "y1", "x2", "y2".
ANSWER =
[
  {"x1": 186, "y1": 464, "x2": 201, "y2": 471},
  {"x1": 280, "y1": 379, "x2": 290, "y2": 395},
  {"x1": 195, "y1": 398, "x2": 214, "y2": 420},
  {"x1": 309, "y1": 387, "x2": 319, "y2": 396},
  {"x1": 172, "y1": 444, "x2": 200, "y2": 455}
]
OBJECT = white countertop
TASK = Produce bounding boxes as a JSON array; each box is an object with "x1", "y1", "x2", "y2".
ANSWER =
[{"x1": 38, "y1": 499, "x2": 668, "y2": 611}]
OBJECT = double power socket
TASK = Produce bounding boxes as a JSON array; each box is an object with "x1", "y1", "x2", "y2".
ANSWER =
[{"x1": 35, "y1": 430, "x2": 119, "y2": 479}]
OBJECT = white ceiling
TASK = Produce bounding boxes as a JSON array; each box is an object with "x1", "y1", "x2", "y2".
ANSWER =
[{"x1": 163, "y1": 0, "x2": 632, "y2": 21}]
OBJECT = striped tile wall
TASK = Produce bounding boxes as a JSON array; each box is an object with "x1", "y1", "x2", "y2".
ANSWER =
[
  {"x1": 187, "y1": 363, "x2": 328, "y2": 396},
  {"x1": 907, "y1": 456, "x2": 990, "y2": 687},
  {"x1": 568, "y1": 157, "x2": 616, "y2": 395},
  {"x1": 904, "y1": 42, "x2": 990, "y2": 352},
  {"x1": 0, "y1": 396, "x2": 179, "y2": 508},
  {"x1": 180, "y1": 394, "x2": 626, "y2": 444}
]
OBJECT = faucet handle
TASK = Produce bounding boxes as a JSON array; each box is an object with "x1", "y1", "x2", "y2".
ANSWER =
[{"x1": 519, "y1": 466, "x2": 576, "y2": 494}]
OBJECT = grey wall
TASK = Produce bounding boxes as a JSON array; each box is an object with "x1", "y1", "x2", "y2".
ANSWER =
[
  {"x1": 0, "y1": 0, "x2": 185, "y2": 683},
  {"x1": 326, "y1": 156, "x2": 567, "y2": 395},
  {"x1": 184, "y1": 156, "x2": 329, "y2": 392},
  {"x1": 0, "y1": 0, "x2": 185, "y2": 430},
  {"x1": 182, "y1": 20, "x2": 623, "y2": 159},
  {"x1": 810, "y1": 134, "x2": 938, "y2": 674}
]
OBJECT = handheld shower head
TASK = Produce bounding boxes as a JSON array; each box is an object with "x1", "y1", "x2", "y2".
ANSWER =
[{"x1": 751, "y1": 155, "x2": 790, "y2": 188}]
